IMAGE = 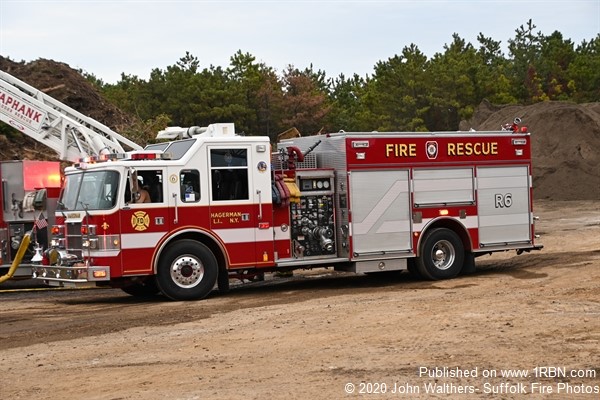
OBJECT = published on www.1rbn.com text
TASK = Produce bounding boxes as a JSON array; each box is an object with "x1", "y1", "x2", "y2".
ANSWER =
[{"x1": 343, "y1": 366, "x2": 599, "y2": 396}]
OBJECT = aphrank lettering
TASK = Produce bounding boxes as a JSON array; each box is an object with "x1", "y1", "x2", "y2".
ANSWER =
[{"x1": 0, "y1": 89, "x2": 45, "y2": 129}]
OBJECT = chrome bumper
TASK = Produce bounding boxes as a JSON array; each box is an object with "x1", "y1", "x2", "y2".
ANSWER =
[{"x1": 32, "y1": 263, "x2": 111, "y2": 285}]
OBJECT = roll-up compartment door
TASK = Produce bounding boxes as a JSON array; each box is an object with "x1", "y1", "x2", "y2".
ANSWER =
[
  {"x1": 349, "y1": 170, "x2": 411, "y2": 256},
  {"x1": 477, "y1": 166, "x2": 531, "y2": 246}
]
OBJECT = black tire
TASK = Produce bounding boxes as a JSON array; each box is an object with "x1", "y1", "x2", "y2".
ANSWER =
[
  {"x1": 121, "y1": 278, "x2": 160, "y2": 297},
  {"x1": 156, "y1": 240, "x2": 218, "y2": 301},
  {"x1": 217, "y1": 266, "x2": 230, "y2": 294},
  {"x1": 406, "y1": 258, "x2": 423, "y2": 279},
  {"x1": 416, "y1": 228, "x2": 464, "y2": 280},
  {"x1": 461, "y1": 252, "x2": 476, "y2": 275}
]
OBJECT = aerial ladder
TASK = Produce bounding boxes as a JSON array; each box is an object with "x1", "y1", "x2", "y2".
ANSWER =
[
  {"x1": 0, "y1": 69, "x2": 142, "y2": 280},
  {"x1": 0, "y1": 70, "x2": 142, "y2": 162}
]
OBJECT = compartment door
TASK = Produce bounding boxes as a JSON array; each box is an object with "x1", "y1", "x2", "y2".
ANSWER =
[
  {"x1": 477, "y1": 166, "x2": 532, "y2": 246},
  {"x1": 349, "y1": 170, "x2": 411, "y2": 256}
]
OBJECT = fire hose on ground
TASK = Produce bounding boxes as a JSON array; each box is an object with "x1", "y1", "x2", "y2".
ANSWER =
[{"x1": 0, "y1": 231, "x2": 32, "y2": 284}]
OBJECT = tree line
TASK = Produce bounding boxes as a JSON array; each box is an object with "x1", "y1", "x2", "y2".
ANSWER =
[{"x1": 89, "y1": 20, "x2": 598, "y2": 144}]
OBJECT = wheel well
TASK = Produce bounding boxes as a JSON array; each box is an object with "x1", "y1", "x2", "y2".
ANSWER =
[
  {"x1": 155, "y1": 231, "x2": 227, "y2": 275},
  {"x1": 417, "y1": 218, "x2": 472, "y2": 255}
]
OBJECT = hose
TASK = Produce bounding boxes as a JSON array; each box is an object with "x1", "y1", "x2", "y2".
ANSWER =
[{"x1": 0, "y1": 231, "x2": 32, "y2": 283}]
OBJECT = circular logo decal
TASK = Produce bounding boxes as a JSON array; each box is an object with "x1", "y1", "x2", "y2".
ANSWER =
[
  {"x1": 426, "y1": 141, "x2": 438, "y2": 159},
  {"x1": 169, "y1": 174, "x2": 178, "y2": 184},
  {"x1": 131, "y1": 211, "x2": 150, "y2": 231},
  {"x1": 257, "y1": 161, "x2": 268, "y2": 172}
]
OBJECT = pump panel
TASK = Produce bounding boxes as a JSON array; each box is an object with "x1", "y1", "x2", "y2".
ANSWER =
[{"x1": 290, "y1": 170, "x2": 336, "y2": 258}]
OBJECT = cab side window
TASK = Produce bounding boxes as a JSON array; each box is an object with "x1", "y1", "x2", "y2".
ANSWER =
[
  {"x1": 180, "y1": 170, "x2": 200, "y2": 203},
  {"x1": 210, "y1": 149, "x2": 249, "y2": 201},
  {"x1": 125, "y1": 170, "x2": 164, "y2": 204},
  {"x1": 140, "y1": 170, "x2": 164, "y2": 203}
]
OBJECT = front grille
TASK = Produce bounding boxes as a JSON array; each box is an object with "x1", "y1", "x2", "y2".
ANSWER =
[{"x1": 66, "y1": 222, "x2": 83, "y2": 259}]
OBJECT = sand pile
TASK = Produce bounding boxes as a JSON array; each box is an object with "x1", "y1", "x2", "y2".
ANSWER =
[{"x1": 461, "y1": 100, "x2": 600, "y2": 201}]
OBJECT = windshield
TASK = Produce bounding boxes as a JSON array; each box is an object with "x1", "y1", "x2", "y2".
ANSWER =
[{"x1": 59, "y1": 170, "x2": 120, "y2": 211}]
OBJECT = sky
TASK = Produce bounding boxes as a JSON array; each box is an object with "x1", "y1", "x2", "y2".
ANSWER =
[{"x1": 1, "y1": 0, "x2": 599, "y2": 84}]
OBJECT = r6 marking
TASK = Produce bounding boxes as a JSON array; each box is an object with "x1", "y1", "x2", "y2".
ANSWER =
[{"x1": 495, "y1": 193, "x2": 512, "y2": 208}]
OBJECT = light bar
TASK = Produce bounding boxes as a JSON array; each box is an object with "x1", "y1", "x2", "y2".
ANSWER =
[{"x1": 130, "y1": 152, "x2": 158, "y2": 160}]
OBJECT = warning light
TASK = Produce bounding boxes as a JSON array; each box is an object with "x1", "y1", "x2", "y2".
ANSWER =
[
  {"x1": 51, "y1": 225, "x2": 64, "y2": 236},
  {"x1": 439, "y1": 209, "x2": 449, "y2": 216},
  {"x1": 93, "y1": 270, "x2": 107, "y2": 278},
  {"x1": 131, "y1": 152, "x2": 158, "y2": 160}
]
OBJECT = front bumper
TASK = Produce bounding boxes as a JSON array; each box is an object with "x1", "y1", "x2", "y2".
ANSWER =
[{"x1": 32, "y1": 262, "x2": 111, "y2": 285}]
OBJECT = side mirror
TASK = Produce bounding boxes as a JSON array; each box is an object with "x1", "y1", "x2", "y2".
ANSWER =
[{"x1": 33, "y1": 189, "x2": 47, "y2": 211}]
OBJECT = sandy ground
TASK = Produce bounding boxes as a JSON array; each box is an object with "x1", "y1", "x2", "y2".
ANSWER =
[{"x1": 0, "y1": 200, "x2": 598, "y2": 400}]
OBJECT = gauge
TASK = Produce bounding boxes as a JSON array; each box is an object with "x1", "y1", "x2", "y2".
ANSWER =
[
  {"x1": 323, "y1": 180, "x2": 330, "y2": 189},
  {"x1": 317, "y1": 180, "x2": 323, "y2": 189}
]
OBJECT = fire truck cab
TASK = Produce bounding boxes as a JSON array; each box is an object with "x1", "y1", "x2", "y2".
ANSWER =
[{"x1": 33, "y1": 123, "x2": 542, "y2": 300}]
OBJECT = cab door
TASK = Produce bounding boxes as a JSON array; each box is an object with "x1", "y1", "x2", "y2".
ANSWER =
[
  {"x1": 207, "y1": 142, "x2": 273, "y2": 267},
  {"x1": 119, "y1": 167, "x2": 170, "y2": 276}
]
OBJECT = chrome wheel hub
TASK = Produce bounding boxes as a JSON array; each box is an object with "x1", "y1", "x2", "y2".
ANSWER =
[
  {"x1": 431, "y1": 240, "x2": 455, "y2": 270},
  {"x1": 170, "y1": 255, "x2": 205, "y2": 288}
]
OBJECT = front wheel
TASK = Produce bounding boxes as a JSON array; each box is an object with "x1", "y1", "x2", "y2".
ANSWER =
[
  {"x1": 156, "y1": 240, "x2": 218, "y2": 301},
  {"x1": 416, "y1": 228, "x2": 464, "y2": 280}
]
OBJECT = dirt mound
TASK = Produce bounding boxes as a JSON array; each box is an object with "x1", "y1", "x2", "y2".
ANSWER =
[
  {"x1": 0, "y1": 57, "x2": 137, "y2": 160},
  {"x1": 461, "y1": 100, "x2": 600, "y2": 201}
]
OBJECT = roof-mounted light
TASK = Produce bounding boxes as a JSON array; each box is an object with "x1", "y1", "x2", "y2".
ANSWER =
[
  {"x1": 129, "y1": 151, "x2": 171, "y2": 160},
  {"x1": 130, "y1": 152, "x2": 158, "y2": 160}
]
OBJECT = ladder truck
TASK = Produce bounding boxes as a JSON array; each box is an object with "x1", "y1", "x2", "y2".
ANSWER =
[
  {"x1": 0, "y1": 70, "x2": 141, "y2": 278},
  {"x1": 28, "y1": 119, "x2": 542, "y2": 300}
]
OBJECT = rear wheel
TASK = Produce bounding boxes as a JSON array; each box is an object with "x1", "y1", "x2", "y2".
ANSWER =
[
  {"x1": 416, "y1": 228, "x2": 464, "y2": 280},
  {"x1": 156, "y1": 240, "x2": 218, "y2": 301},
  {"x1": 406, "y1": 258, "x2": 422, "y2": 279}
]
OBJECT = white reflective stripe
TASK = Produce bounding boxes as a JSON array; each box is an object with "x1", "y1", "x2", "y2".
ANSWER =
[
  {"x1": 274, "y1": 227, "x2": 290, "y2": 241},
  {"x1": 213, "y1": 228, "x2": 274, "y2": 244},
  {"x1": 88, "y1": 250, "x2": 120, "y2": 257},
  {"x1": 255, "y1": 227, "x2": 273, "y2": 242},
  {"x1": 121, "y1": 232, "x2": 165, "y2": 249},
  {"x1": 412, "y1": 215, "x2": 478, "y2": 232},
  {"x1": 121, "y1": 228, "x2": 276, "y2": 250},
  {"x1": 353, "y1": 180, "x2": 406, "y2": 235}
]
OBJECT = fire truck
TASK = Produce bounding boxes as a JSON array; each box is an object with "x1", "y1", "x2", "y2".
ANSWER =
[
  {"x1": 0, "y1": 70, "x2": 140, "y2": 279},
  {"x1": 29, "y1": 118, "x2": 542, "y2": 300},
  {"x1": 1, "y1": 70, "x2": 542, "y2": 298}
]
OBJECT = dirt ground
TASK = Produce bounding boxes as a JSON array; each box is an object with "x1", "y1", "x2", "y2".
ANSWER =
[{"x1": 0, "y1": 200, "x2": 598, "y2": 400}]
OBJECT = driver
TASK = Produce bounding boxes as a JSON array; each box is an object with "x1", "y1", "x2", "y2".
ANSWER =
[{"x1": 132, "y1": 173, "x2": 151, "y2": 203}]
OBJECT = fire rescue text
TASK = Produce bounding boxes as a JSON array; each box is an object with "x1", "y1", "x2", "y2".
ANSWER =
[{"x1": 385, "y1": 142, "x2": 498, "y2": 157}]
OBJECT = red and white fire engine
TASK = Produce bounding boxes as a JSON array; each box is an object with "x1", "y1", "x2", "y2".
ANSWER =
[
  {"x1": 1, "y1": 70, "x2": 542, "y2": 298},
  {"x1": 30, "y1": 119, "x2": 542, "y2": 300}
]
